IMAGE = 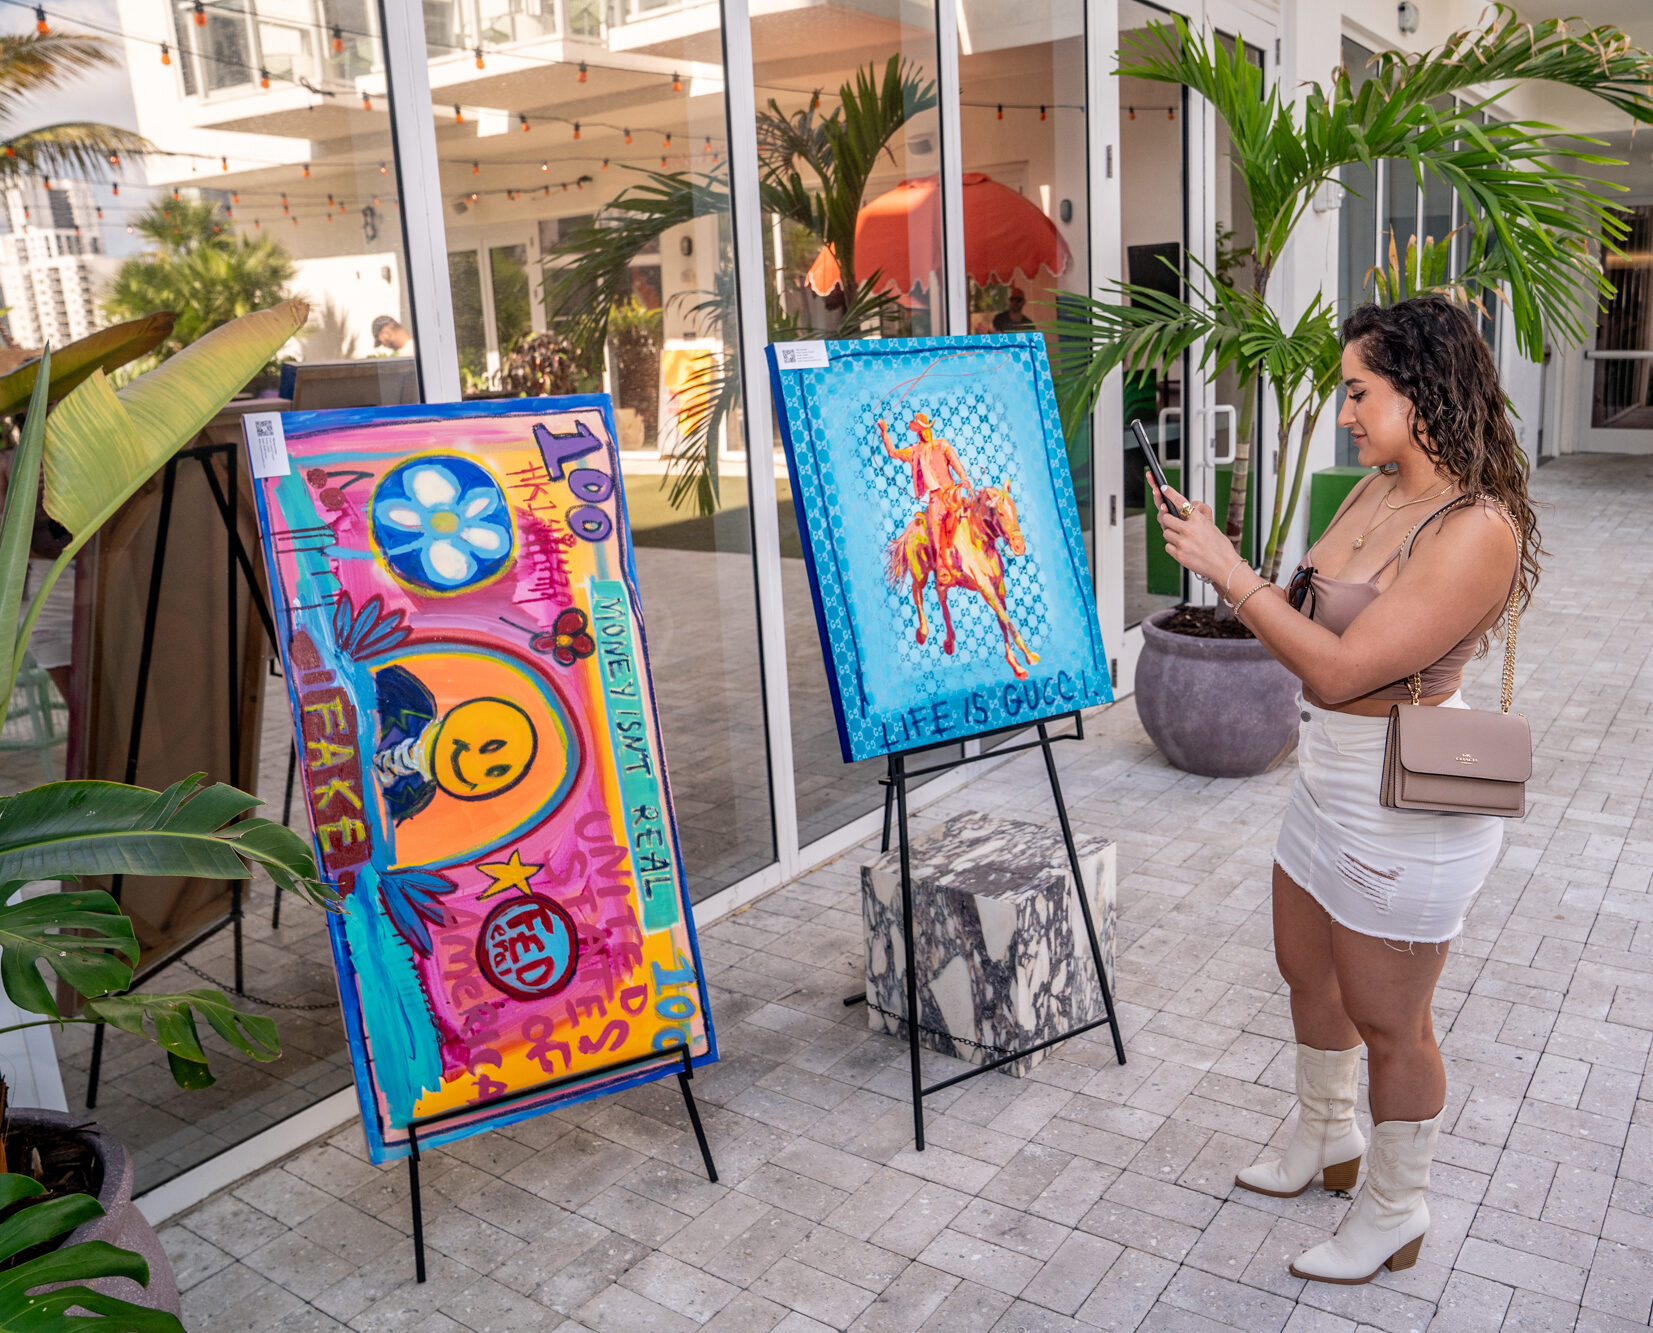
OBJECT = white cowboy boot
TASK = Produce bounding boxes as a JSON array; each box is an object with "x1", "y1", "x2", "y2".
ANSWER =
[
  {"x1": 1235, "y1": 1044, "x2": 1365, "y2": 1198},
  {"x1": 1290, "y1": 1112, "x2": 1442, "y2": 1285}
]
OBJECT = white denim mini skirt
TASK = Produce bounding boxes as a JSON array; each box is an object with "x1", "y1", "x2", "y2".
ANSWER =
[{"x1": 1273, "y1": 694, "x2": 1503, "y2": 944}]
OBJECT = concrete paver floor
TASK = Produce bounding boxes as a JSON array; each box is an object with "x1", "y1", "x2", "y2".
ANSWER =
[{"x1": 158, "y1": 454, "x2": 1653, "y2": 1332}]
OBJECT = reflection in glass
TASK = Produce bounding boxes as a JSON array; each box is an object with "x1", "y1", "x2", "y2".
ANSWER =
[
  {"x1": 1592, "y1": 207, "x2": 1653, "y2": 429},
  {"x1": 437, "y1": 3, "x2": 776, "y2": 897},
  {"x1": 1119, "y1": 0, "x2": 1186, "y2": 628},
  {"x1": 751, "y1": 0, "x2": 947, "y2": 847}
]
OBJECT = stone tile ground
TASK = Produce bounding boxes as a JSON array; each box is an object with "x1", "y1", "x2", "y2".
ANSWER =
[{"x1": 159, "y1": 455, "x2": 1653, "y2": 1331}]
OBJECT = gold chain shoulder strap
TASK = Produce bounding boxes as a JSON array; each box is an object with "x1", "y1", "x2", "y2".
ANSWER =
[{"x1": 1402, "y1": 494, "x2": 1523, "y2": 713}]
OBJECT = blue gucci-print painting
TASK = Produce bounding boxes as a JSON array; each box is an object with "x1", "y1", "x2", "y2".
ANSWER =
[{"x1": 767, "y1": 333, "x2": 1112, "y2": 762}]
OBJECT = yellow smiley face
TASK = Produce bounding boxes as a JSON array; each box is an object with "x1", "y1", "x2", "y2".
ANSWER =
[{"x1": 433, "y1": 698, "x2": 538, "y2": 801}]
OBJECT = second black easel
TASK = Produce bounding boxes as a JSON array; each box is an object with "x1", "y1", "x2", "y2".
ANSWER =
[{"x1": 851, "y1": 712, "x2": 1125, "y2": 1151}]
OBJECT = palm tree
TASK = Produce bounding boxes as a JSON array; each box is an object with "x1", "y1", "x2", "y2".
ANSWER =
[
  {"x1": 105, "y1": 199, "x2": 299, "y2": 363},
  {"x1": 1058, "y1": 6, "x2": 1653, "y2": 579},
  {"x1": 0, "y1": 29, "x2": 150, "y2": 185},
  {"x1": 543, "y1": 55, "x2": 936, "y2": 513}
]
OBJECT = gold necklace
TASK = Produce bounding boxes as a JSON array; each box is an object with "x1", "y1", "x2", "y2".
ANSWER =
[
  {"x1": 1350, "y1": 484, "x2": 1399, "y2": 551},
  {"x1": 1383, "y1": 480, "x2": 1454, "y2": 511}
]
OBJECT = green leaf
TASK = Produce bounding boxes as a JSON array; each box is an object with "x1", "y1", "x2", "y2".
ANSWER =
[
  {"x1": 0, "y1": 887, "x2": 136, "y2": 1018},
  {"x1": 82, "y1": 989, "x2": 281, "y2": 1089},
  {"x1": 42, "y1": 300, "x2": 309, "y2": 539},
  {"x1": 0, "y1": 1175, "x2": 184, "y2": 1328},
  {"x1": 0, "y1": 342, "x2": 50, "y2": 707},
  {"x1": 0, "y1": 313, "x2": 175, "y2": 416},
  {"x1": 0, "y1": 777, "x2": 323, "y2": 899}
]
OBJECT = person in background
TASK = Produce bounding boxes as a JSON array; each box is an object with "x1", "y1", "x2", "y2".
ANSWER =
[
  {"x1": 992, "y1": 287, "x2": 1035, "y2": 333},
  {"x1": 372, "y1": 315, "x2": 414, "y2": 355}
]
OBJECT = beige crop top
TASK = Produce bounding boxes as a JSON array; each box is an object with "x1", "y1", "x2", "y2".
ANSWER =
[{"x1": 1293, "y1": 492, "x2": 1515, "y2": 702}]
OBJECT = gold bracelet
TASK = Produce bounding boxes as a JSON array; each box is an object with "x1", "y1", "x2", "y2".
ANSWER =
[{"x1": 1231, "y1": 581, "x2": 1271, "y2": 615}]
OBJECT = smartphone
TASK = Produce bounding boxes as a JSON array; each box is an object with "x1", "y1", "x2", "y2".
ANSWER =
[{"x1": 1129, "y1": 418, "x2": 1176, "y2": 508}]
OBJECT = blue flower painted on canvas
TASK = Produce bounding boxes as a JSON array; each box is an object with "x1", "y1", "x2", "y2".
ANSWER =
[{"x1": 370, "y1": 457, "x2": 513, "y2": 591}]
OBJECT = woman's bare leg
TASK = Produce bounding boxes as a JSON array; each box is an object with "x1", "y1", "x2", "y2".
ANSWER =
[
  {"x1": 1272, "y1": 864, "x2": 1361, "y2": 1050},
  {"x1": 1331, "y1": 925, "x2": 1449, "y2": 1122}
]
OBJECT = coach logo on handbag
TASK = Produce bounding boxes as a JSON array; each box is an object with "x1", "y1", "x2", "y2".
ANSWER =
[{"x1": 1456, "y1": 754, "x2": 1477, "y2": 765}]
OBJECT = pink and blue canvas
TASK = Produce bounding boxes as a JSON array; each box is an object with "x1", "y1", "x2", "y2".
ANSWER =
[
  {"x1": 247, "y1": 397, "x2": 714, "y2": 1163},
  {"x1": 768, "y1": 333, "x2": 1112, "y2": 761}
]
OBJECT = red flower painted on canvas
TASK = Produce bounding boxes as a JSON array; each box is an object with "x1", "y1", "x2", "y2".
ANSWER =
[{"x1": 551, "y1": 608, "x2": 595, "y2": 666}]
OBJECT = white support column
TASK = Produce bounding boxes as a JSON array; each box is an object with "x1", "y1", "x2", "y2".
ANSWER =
[
  {"x1": 721, "y1": 0, "x2": 801, "y2": 877},
  {"x1": 1087, "y1": 0, "x2": 1124, "y2": 690},
  {"x1": 377, "y1": 0, "x2": 462, "y2": 404},
  {"x1": 936, "y1": 0, "x2": 968, "y2": 336}
]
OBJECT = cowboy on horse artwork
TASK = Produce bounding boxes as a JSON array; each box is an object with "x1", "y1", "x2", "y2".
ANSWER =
[{"x1": 879, "y1": 411, "x2": 1041, "y2": 681}]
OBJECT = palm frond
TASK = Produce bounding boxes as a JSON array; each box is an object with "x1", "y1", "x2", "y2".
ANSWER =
[
  {"x1": 0, "y1": 32, "x2": 120, "y2": 120},
  {"x1": 0, "y1": 122, "x2": 152, "y2": 182}
]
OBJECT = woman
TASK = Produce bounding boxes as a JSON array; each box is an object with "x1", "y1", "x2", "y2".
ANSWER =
[{"x1": 1148, "y1": 297, "x2": 1538, "y2": 1285}]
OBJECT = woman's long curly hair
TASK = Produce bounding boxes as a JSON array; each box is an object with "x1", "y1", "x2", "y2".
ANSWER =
[{"x1": 1342, "y1": 298, "x2": 1542, "y2": 628}]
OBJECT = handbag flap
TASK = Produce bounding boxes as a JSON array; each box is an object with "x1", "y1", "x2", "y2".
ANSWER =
[{"x1": 1393, "y1": 707, "x2": 1532, "y2": 783}]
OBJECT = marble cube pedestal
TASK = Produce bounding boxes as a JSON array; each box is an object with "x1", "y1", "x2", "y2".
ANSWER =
[{"x1": 861, "y1": 811, "x2": 1117, "y2": 1077}]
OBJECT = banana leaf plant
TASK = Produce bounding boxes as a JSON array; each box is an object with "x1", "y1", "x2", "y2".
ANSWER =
[
  {"x1": 1057, "y1": 5, "x2": 1653, "y2": 578},
  {"x1": 0, "y1": 305, "x2": 334, "y2": 1093},
  {"x1": 0, "y1": 313, "x2": 176, "y2": 418},
  {"x1": 543, "y1": 55, "x2": 935, "y2": 514}
]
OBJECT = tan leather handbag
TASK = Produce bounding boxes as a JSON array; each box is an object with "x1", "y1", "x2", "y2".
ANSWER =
[{"x1": 1381, "y1": 501, "x2": 1531, "y2": 818}]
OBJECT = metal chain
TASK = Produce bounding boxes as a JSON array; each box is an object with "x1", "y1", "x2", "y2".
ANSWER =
[
  {"x1": 862, "y1": 998, "x2": 1018, "y2": 1056},
  {"x1": 174, "y1": 959, "x2": 340, "y2": 1011}
]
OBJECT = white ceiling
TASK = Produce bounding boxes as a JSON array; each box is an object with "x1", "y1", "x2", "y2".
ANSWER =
[{"x1": 1530, "y1": 0, "x2": 1653, "y2": 48}]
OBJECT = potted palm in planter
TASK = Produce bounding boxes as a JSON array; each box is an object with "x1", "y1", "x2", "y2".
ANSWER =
[
  {"x1": 0, "y1": 305, "x2": 332, "y2": 1324},
  {"x1": 1058, "y1": 5, "x2": 1653, "y2": 776}
]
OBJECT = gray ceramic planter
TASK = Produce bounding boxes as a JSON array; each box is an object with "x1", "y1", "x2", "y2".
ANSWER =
[
  {"x1": 7, "y1": 1107, "x2": 181, "y2": 1318},
  {"x1": 1135, "y1": 609, "x2": 1300, "y2": 777}
]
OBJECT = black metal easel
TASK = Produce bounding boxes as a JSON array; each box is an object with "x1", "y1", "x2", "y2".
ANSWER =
[
  {"x1": 851, "y1": 712, "x2": 1126, "y2": 1151},
  {"x1": 400, "y1": 1043, "x2": 716, "y2": 1282},
  {"x1": 85, "y1": 441, "x2": 282, "y2": 1108}
]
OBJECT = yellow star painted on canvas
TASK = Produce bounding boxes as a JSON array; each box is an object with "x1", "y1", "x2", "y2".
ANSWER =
[{"x1": 477, "y1": 850, "x2": 542, "y2": 900}]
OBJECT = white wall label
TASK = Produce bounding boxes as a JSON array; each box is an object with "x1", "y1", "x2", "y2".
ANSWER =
[
  {"x1": 774, "y1": 341, "x2": 829, "y2": 370},
  {"x1": 244, "y1": 413, "x2": 291, "y2": 479}
]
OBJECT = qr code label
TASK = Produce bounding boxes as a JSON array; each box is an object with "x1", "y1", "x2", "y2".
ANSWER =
[
  {"x1": 244, "y1": 413, "x2": 291, "y2": 478},
  {"x1": 774, "y1": 341, "x2": 829, "y2": 370}
]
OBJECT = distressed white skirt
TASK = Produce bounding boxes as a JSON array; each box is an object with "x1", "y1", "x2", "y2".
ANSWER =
[{"x1": 1273, "y1": 694, "x2": 1503, "y2": 944}]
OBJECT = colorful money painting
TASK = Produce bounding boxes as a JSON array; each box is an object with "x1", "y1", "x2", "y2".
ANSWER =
[{"x1": 246, "y1": 396, "x2": 715, "y2": 1163}]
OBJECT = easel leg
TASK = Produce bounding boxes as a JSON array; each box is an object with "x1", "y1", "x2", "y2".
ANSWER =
[
  {"x1": 677, "y1": 1050, "x2": 718, "y2": 1183},
  {"x1": 880, "y1": 778, "x2": 894, "y2": 853},
  {"x1": 892, "y1": 753, "x2": 925, "y2": 1151},
  {"x1": 407, "y1": 1128, "x2": 426, "y2": 1283},
  {"x1": 1037, "y1": 721, "x2": 1126, "y2": 1066},
  {"x1": 86, "y1": 1024, "x2": 104, "y2": 1109},
  {"x1": 273, "y1": 741, "x2": 297, "y2": 930},
  {"x1": 231, "y1": 883, "x2": 245, "y2": 995}
]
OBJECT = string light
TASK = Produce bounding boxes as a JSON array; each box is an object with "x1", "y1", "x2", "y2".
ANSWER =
[
  {"x1": 664, "y1": 133, "x2": 671, "y2": 147},
  {"x1": 1128, "y1": 106, "x2": 1136, "y2": 120},
  {"x1": 41, "y1": 175, "x2": 50, "y2": 189},
  {"x1": 997, "y1": 104, "x2": 1003, "y2": 120},
  {"x1": 811, "y1": 92, "x2": 820, "y2": 111},
  {"x1": 220, "y1": 155, "x2": 228, "y2": 170},
  {"x1": 474, "y1": 47, "x2": 485, "y2": 69},
  {"x1": 1168, "y1": 106, "x2": 1175, "y2": 120},
  {"x1": 379, "y1": 161, "x2": 388, "y2": 174},
  {"x1": 260, "y1": 67, "x2": 270, "y2": 89},
  {"x1": 361, "y1": 91, "x2": 372, "y2": 110},
  {"x1": 108, "y1": 152, "x2": 120, "y2": 167},
  {"x1": 127, "y1": 224, "x2": 134, "y2": 234},
  {"x1": 1040, "y1": 105, "x2": 1047, "y2": 120},
  {"x1": 331, "y1": 24, "x2": 344, "y2": 53},
  {"x1": 601, "y1": 158, "x2": 609, "y2": 170},
  {"x1": 301, "y1": 163, "x2": 310, "y2": 177},
  {"x1": 519, "y1": 114, "x2": 529, "y2": 132},
  {"x1": 623, "y1": 127, "x2": 632, "y2": 145},
  {"x1": 111, "y1": 182, "x2": 119, "y2": 195},
  {"x1": 171, "y1": 187, "x2": 180, "y2": 200},
  {"x1": 254, "y1": 218, "x2": 260, "y2": 229},
  {"x1": 453, "y1": 105, "x2": 464, "y2": 123},
  {"x1": 95, "y1": 206, "x2": 102, "y2": 219},
  {"x1": 160, "y1": 42, "x2": 170, "y2": 65},
  {"x1": 192, "y1": 0, "x2": 205, "y2": 25},
  {"x1": 540, "y1": 160, "x2": 548, "y2": 171},
  {"x1": 471, "y1": 161, "x2": 479, "y2": 175},
  {"x1": 34, "y1": 4, "x2": 47, "y2": 34},
  {"x1": 703, "y1": 136, "x2": 712, "y2": 154},
  {"x1": 577, "y1": 61, "x2": 587, "y2": 83},
  {"x1": 231, "y1": 191, "x2": 239, "y2": 203},
  {"x1": 672, "y1": 71, "x2": 682, "y2": 92},
  {"x1": 572, "y1": 122, "x2": 580, "y2": 140}
]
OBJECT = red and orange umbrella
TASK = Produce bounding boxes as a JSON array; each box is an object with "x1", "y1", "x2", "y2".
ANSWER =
[{"x1": 806, "y1": 172, "x2": 1071, "y2": 296}]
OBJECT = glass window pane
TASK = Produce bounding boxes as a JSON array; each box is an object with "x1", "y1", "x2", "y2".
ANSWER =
[
  {"x1": 1336, "y1": 38, "x2": 1376, "y2": 465},
  {"x1": 1120, "y1": 0, "x2": 1187, "y2": 628},
  {"x1": 432, "y1": 5, "x2": 776, "y2": 896},
  {"x1": 957, "y1": 0, "x2": 1090, "y2": 553},
  {"x1": 78, "y1": 0, "x2": 414, "y2": 1196},
  {"x1": 752, "y1": 0, "x2": 948, "y2": 847},
  {"x1": 1592, "y1": 206, "x2": 1653, "y2": 429}
]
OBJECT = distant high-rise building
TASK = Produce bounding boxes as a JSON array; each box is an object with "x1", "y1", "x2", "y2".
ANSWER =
[{"x1": 0, "y1": 180, "x2": 114, "y2": 349}]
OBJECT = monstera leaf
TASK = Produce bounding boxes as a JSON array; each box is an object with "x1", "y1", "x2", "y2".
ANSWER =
[
  {"x1": 0, "y1": 887, "x2": 136, "y2": 1018},
  {"x1": 0, "y1": 1174, "x2": 185, "y2": 1331},
  {"x1": 82, "y1": 989, "x2": 280, "y2": 1089},
  {"x1": 0, "y1": 774, "x2": 333, "y2": 912},
  {"x1": 0, "y1": 312, "x2": 175, "y2": 416}
]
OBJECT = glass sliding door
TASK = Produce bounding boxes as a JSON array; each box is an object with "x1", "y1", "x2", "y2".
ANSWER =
[
  {"x1": 749, "y1": 0, "x2": 948, "y2": 848},
  {"x1": 424, "y1": 7, "x2": 777, "y2": 898}
]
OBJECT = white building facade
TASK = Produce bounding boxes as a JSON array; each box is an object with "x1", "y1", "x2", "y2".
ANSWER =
[{"x1": 0, "y1": 179, "x2": 114, "y2": 348}]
